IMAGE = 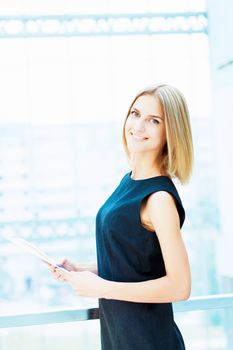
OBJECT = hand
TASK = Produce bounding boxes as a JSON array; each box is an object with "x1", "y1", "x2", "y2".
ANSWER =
[
  {"x1": 50, "y1": 264, "x2": 69, "y2": 282},
  {"x1": 57, "y1": 259, "x2": 78, "y2": 272},
  {"x1": 66, "y1": 270, "x2": 110, "y2": 298},
  {"x1": 52, "y1": 268, "x2": 110, "y2": 298},
  {"x1": 56, "y1": 259, "x2": 98, "y2": 274}
]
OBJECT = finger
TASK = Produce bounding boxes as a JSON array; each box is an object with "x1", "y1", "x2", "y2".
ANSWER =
[
  {"x1": 50, "y1": 264, "x2": 57, "y2": 273},
  {"x1": 52, "y1": 270, "x2": 64, "y2": 281},
  {"x1": 62, "y1": 258, "x2": 68, "y2": 265},
  {"x1": 50, "y1": 266, "x2": 61, "y2": 277},
  {"x1": 60, "y1": 260, "x2": 74, "y2": 271},
  {"x1": 54, "y1": 267, "x2": 68, "y2": 281},
  {"x1": 58, "y1": 258, "x2": 67, "y2": 267},
  {"x1": 56, "y1": 274, "x2": 66, "y2": 282}
]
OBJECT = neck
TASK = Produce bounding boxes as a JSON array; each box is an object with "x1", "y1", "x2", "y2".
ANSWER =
[{"x1": 129, "y1": 153, "x2": 164, "y2": 180}]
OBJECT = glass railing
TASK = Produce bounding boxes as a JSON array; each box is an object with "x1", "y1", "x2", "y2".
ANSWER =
[
  {"x1": 0, "y1": 294, "x2": 233, "y2": 350},
  {"x1": 174, "y1": 294, "x2": 233, "y2": 350}
]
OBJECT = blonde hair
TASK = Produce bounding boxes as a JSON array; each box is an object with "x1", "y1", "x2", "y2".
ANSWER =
[{"x1": 122, "y1": 84, "x2": 194, "y2": 184}]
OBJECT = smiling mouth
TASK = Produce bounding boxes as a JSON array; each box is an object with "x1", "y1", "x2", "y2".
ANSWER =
[{"x1": 130, "y1": 133, "x2": 148, "y2": 141}]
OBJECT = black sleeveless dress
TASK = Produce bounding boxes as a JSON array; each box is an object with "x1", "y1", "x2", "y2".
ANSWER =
[{"x1": 95, "y1": 172, "x2": 186, "y2": 350}]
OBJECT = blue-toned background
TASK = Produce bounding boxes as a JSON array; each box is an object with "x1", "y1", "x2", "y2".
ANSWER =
[{"x1": 0, "y1": 0, "x2": 232, "y2": 349}]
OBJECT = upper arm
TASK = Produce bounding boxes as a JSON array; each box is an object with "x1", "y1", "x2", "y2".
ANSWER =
[{"x1": 146, "y1": 191, "x2": 191, "y2": 298}]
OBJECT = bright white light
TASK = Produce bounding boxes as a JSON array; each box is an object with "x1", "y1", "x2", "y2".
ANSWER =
[
  {"x1": 25, "y1": 20, "x2": 39, "y2": 34},
  {"x1": 41, "y1": 20, "x2": 60, "y2": 34},
  {"x1": 5, "y1": 20, "x2": 23, "y2": 34}
]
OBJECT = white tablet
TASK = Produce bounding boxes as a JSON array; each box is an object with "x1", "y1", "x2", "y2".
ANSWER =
[{"x1": 4, "y1": 236, "x2": 67, "y2": 272}]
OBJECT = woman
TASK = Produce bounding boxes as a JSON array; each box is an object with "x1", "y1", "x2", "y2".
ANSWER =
[{"x1": 51, "y1": 84, "x2": 193, "y2": 349}]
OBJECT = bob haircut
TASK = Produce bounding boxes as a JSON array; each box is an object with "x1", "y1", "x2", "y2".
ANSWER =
[{"x1": 122, "y1": 84, "x2": 194, "y2": 184}]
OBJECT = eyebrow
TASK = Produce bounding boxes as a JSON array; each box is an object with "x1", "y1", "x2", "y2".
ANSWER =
[{"x1": 131, "y1": 107, "x2": 164, "y2": 120}]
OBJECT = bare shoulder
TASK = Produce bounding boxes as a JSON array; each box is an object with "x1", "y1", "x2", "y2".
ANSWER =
[
  {"x1": 145, "y1": 191, "x2": 180, "y2": 234},
  {"x1": 147, "y1": 190, "x2": 176, "y2": 208}
]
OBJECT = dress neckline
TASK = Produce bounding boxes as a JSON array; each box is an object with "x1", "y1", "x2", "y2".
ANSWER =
[{"x1": 128, "y1": 171, "x2": 170, "y2": 182}]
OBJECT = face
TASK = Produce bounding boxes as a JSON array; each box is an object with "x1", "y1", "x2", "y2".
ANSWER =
[{"x1": 124, "y1": 94, "x2": 167, "y2": 158}]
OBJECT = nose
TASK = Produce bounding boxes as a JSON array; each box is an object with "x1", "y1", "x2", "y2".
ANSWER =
[{"x1": 133, "y1": 118, "x2": 145, "y2": 133}]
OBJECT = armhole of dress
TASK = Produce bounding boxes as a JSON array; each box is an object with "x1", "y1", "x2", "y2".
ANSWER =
[{"x1": 137, "y1": 189, "x2": 185, "y2": 230}]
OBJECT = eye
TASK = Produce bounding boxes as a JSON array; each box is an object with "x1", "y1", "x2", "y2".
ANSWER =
[
  {"x1": 150, "y1": 118, "x2": 159, "y2": 125},
  {"x1": 130, "y1": 110, "x2": 139, "y2": 117}
]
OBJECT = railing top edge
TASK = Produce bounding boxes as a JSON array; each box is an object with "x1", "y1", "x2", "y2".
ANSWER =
[
  {"x1": 1, "y1": 294, "x2": 233, "y2": 329},
  {"x1": 0, "y1": 12, "x2": 207, "y2": 20}
]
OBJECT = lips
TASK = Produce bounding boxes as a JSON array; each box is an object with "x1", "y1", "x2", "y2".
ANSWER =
[{"x1": 130, "y1": 133, "x2": 148, "y2": 141}]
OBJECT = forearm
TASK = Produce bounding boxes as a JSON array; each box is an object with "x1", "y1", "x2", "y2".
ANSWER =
[
  {"x1": 75, "y1": 262, "x2": 98, "y2": 275},
  {"x1": 103, "y1": 275, "x2": 190, "y2": 303}
]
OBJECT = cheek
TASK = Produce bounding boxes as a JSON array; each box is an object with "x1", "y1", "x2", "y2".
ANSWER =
[
  {"x1": 161, "y1": 128, "x2": 167, "y2": 143},
  {"x1": 124, "y1": 118, "x2": 131, "y2": 134},
  {"x1": 150, "y1": 127, "x2": 166, "y2": 144},
  {"x1": 158, "y1": 130, "x2": 167, "y2": 148}
]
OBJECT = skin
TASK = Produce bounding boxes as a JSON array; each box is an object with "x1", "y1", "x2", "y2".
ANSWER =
[
  {"x1": 50, "y1": 94, "x2": 191, "y2": 303},
  {"x1": 124, "y1": 94, "x2": 167, "y2": 180}
]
